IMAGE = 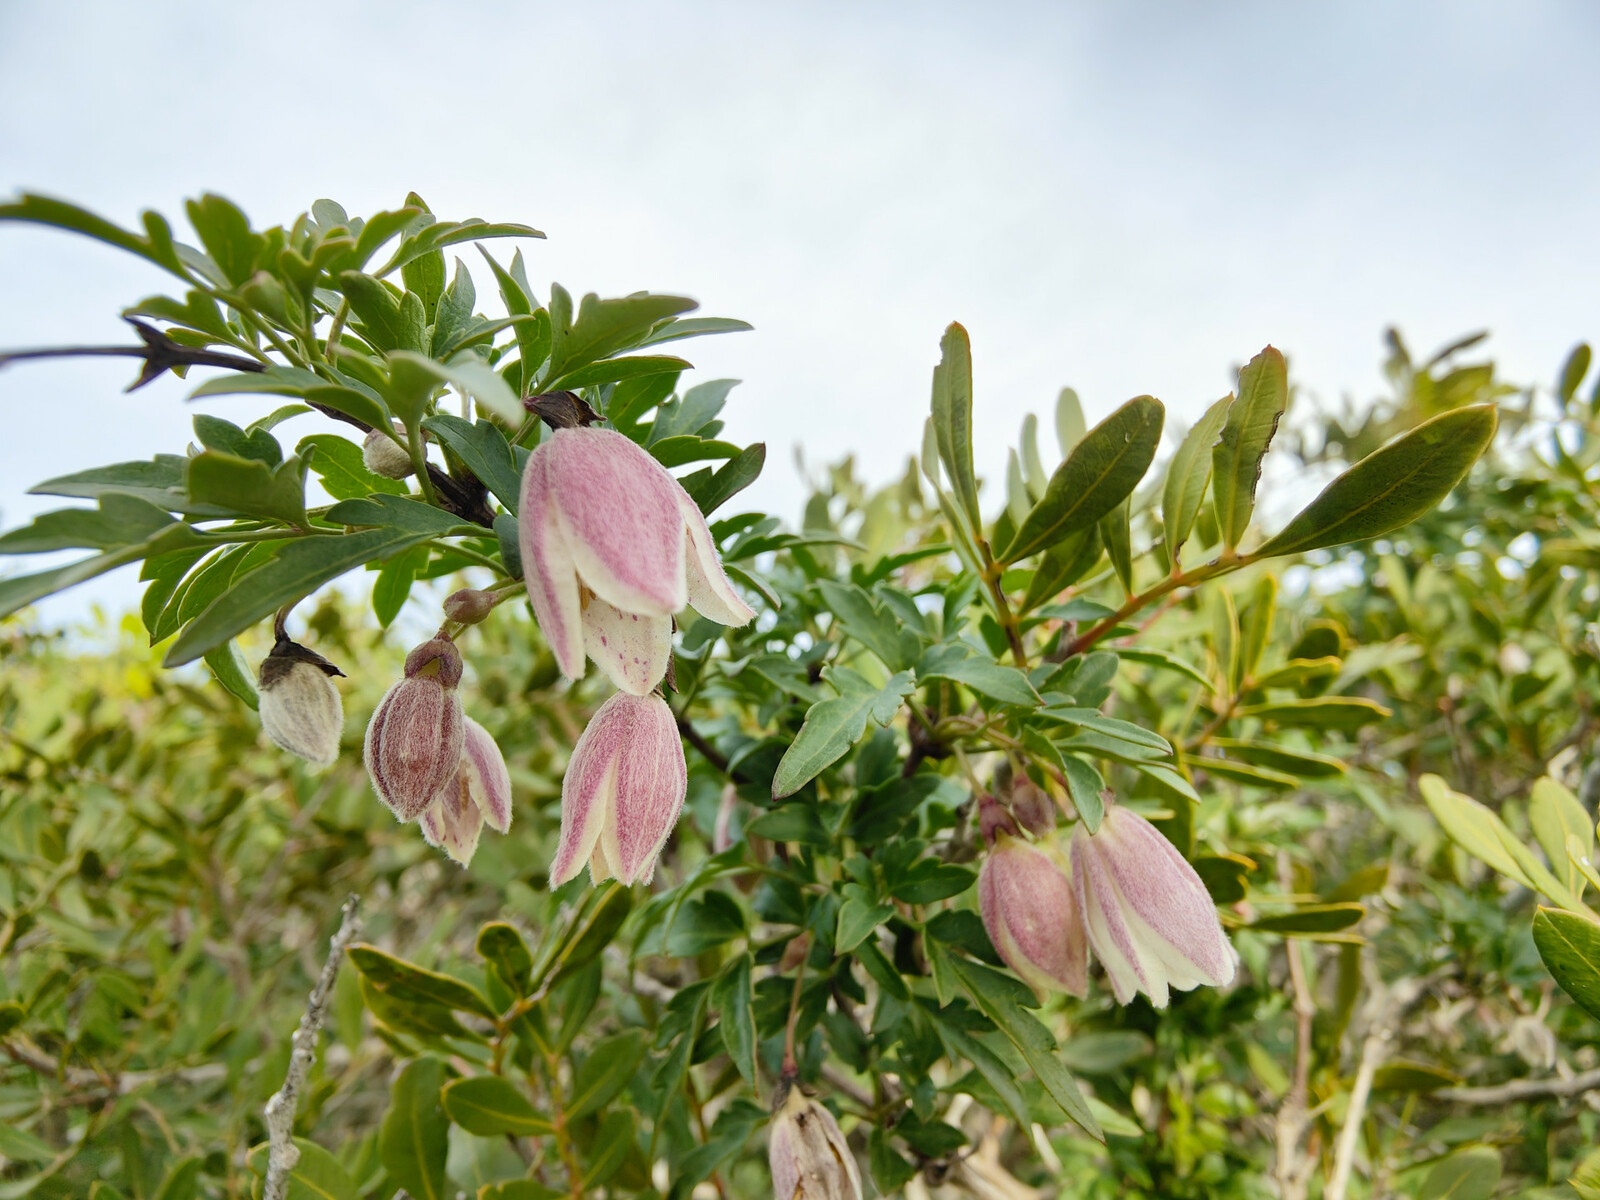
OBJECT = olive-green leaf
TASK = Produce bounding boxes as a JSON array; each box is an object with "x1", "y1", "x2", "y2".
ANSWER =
[
  {"x1": 1162, "y1": 394, "x2": 1229, "y2": 564},
  {"x1": 1533, "y1": 907, "x2": 1600, "y2": 1021},
  {"x1": 771, "y1": 667, "x2": 915, "y2": 799},
  {"x1": 568, "y1": 1029, "x2": 648, "y2": 1118},
  {"x1": 440, "y1": 1076, "x2": 554, "y2": 1136},
  {"x1": 1234, "y1": 697, "x2": 1390, "y2": 731},
  {"x1": 245, "y1": 1138, "x2": 360, "y2": 1200},
  {"x1": 423, "y1": 414, "x2": 521, "y2": 512},
  {"x1": 477, "y1": 922, "x2": 533, "y2": 996},
  {"x1": 346, "y1": 943, "x2": 497, "y2": 1018},
  {"x1": 930, "y1": 322, "x2": 980, "y2": 529},
  {"x1": 1529, "y1": 776, "x2": 1593, "y2": 895},
  {"x1": 1211, "y1": 346, "x2": 1287, "y2": 549},
  {"x1": 164, "y1": 526, "x2": 435, "y2": 665},
  {"x1": 1000, "y1": 396, "x2": 1164, "y2": 564},
  {"x1": 1253, "y1": 404, "x2": 1497, "y2": 558},
  {"x1": 1418, "y1": 1145, "x2": 1501, "y2": 1200},
  {"x1": 380, "y1": 1057, "x2": 450, "y2": 1200},
  {"x1": 1248, "y1": 903, "x2": 1364, "y2": 935},
  {"x1": 711, "y1": 953, "x2": 757, "y2": 1086}
]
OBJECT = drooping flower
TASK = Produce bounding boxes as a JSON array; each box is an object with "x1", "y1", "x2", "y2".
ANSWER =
[
  {"x1": 979, "y1": 832, "x2": 1087, "y2": 998},
  {"x1": 256, "y1": 637, "x2": 345, "y2": 767},
  {"x1": 518, "y1": 426, "x2": 756, "y2": 696},
  {"x1": 549, "y1": 691, "x2": 686, "y2": 887},
  {"x1": 767, "y1": 1083, "x2": 862, "y2": 1200},
  {"x1": 1009, "y1": 779, "x2": 1058, "y2": 837},
  {"x1": 419, "y1": 717, "x2": 513, "y2": 866},
  {"x1": 1070, "y1": 805, "x2": 1236, "y2": 1008},
  {"x1": 363, "y1": 638, "x2": 466, "y2": 821}
]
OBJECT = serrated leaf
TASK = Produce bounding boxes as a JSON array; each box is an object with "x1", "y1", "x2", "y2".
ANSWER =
[
  {"x1": 1001, "y1": 396, "x2": 1164, "y2": 563},
  {"x1": 543, "y1": 290, "x2": 698, "y2": 386},
  {"x1": 771, "y1": 667, "x2": 915, "y2": 799},
  {"x1": 916, "y1": 643, "x2": 1040, "y2": 707},
  {"x1": 0, "y1": 494, "x2": 181, "y2": 554},
  {"x1": 1211, "y1": 346, "x2": 1287, "y2": 548},
  {"x1": 186, "y1": 450, "x2": 309, "y2": 525},
  {"x1": 1254, "y1": 405, "x2": 1497, "y2": 557}
]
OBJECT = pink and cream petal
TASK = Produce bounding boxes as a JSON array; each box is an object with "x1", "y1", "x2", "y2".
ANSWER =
[
  {"x1": 597, "y1": 693, "x2": 687, "y2": 884},
  {"x1": 550, "y1": 715, "x2": 623, "y2": 887},
  {"x1": 460, "y1": 718, "x2": 513, "y2": 833},
  {"x1": 547, "y1": 428, "x2": 686, "y2": 617},
  {"x1": 1072, "y1": 827, "x2": 1153, "y2": 1006},
  {"x1": 580, "y1": 596, "x2": 673, "y2": 697},
  {"x1": 518, "y1": 446, "x2": 585, "y2": 680},
  {"x1": 980, "y1": 837, "x2": 1087, "y2": 997},
  {"x1": 675, "y1": 485, "x2": 756, "y2": 627}
]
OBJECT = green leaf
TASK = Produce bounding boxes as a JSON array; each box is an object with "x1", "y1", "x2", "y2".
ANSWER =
[
  {"x1": 1055, "y1": 387, "x2": 1086, "y2": 456},
  {"x1": 551, "y1": 353, "x2": 690, "y2": 391},
  {"x1": 422, "y1": 415, "x2": 521, "y2": 511},
  {"x1": 917, "y1": 642, "x2": 1040, "y2": 707},
  {"x1": 0, "y1": 522, "x2": 205, "y2": 620},
  {"x1": 186, "y1": 450, "x2": 309, "y2": 525},
  {"x1": 543, "y1": 289, "x2": 698, "y2": 386},
  {"x1": 581, "y1": 1108, "x2": 637, "y2": 1189},
  {"x1": 746, "y1": 804, "x2": 831, "y2": 846},
  {"x1": 1370, "y1": 1060, "x2": 1462, "y2": 1092},
  {"x1": 1114, "y1": 646, "x2": 1212, "y2": 689},
  {"x1": 1248, "y1": 903, "x2": 1364, "y2": 935},
  {"x1": 440, "y1": 1076, "x2": 554, "y2": 1136},
  {"x1": 203, "y1": 640, "x2": 259, "y2": 710},
  {"x1": 379, "y1": 1057, "x2": 451, "y2": 1200},
  {"x1": 1100, "y1": 496, "x2": 1133, "y2": 593},
  {"x1": 817, "y1": 580, "x2": 923, "y2": 671},
  {"x1": 568, "y1": 1029, "x2": 648, "y2": 1117},
  {"x1": 305, "y1": 385, "x2": 393, "y2": 432},
  {"x1": 339, "y1": 271, "x2": 424, "y2": 354},
  {"x1": 1573, "y1": 1145, "x2": 1600, "y2": 1200},
  {"x1": 477, "y1": 922, "x2": 533, "y2": 996},
  {"x1": 1533, "y1": 907, "x2": 1600, "y2": 1021},
  {"x1": 0, "y1": 192, "x2": 185, "y2": 277},
  {"x1": 870, "y1": 1128, "x2": 918, "y2": 1193},
  {"x1": 1421, "y1": 774, "x2": 1543, "y2": 892},
  {"x1": 0, "y1": 1124, "x2": 52, "y2": 1164},
  {"x1": 1057, "y1": 1031, "x2": 1153, "y2": 1075},
  {"x1": 376, "y1": 218, "x2": 544, "y2": 276},
  {"x1": 1162, "y1": 395, "x2": 1230, "y2": 564},
  {"x1": 193, "y1": 413, "x2": 282, "y2": 464},
  {"x1": 1000, "y1": 396, "x2": 1164, "y2": 563},
  {"x1": 636, "y1": 316, "x2": 753, "y2": 346},
  {"x1": 711, "y1": 954, "x2": 757, "y2": 1086},
  {"x1": 1234, "y1": 697, "x2": 1390, "y2": 730},
  {"x1": 647, "y1": 436, "x2": 743, "y2": 467},
  {"x1": 1530, "y1": 776, "x2": 1592, "y2": 895},
  {"x1": 1559, "y1": 342, "x2": 1592, "y2": 405},
  {"x1": 1211, "y1": 346, "x2": 1288, "y2": 548},
  {"x1": 347, "y1": 943, "x2": 497, "y2": 1018},
  {"x1": 947, "y1": 957, "x2": 1102, "y2": 1140},
  {"x1": 679, "y1": 443, "x2": 766, "y2": 517},
  {"x1": 1198, "y1": 758, "x2": 1300, "y2": 791},
  {"x1": 164, "y1": 525, "x2": 435, "y2": 665},
  {"x1": 663, "y1": 1100, "x2": 763, "y2": 1200},
  {"x1": 927, "y1": 1007, "x2": 1033, "y2": 1132},
  {"x1": 189, "y1": 364, "x2": 330, "y2": 401},
  {"x1": 1209, "y1": 739, "x2": 1344, "y2": 779},
  {"x1": 296, "y1": 434, "x2": 407, "y2": 502},
  {"x1": 771, "y1": 667, "x2": 915, "y2": 799},
  {"x1": 325, "y1": 493, "x2": 476, "y2": 536},
  {"x1": 1018, "y1": 525, "x2": 1103, "y2": 613},
  {"x1": 28, "y1": 454, "x2": 226, "y2": 516},
  {"x1": 245, "y1": 1138, "x2": 360, "y2": 1200},
  {"x1": 0, "y1": 494, "x2": 181, "y2": 554},
  {"x1": 1418, "y1": 1146, "x2": 1500, "y2": 1200},
  {"x1": 930, "y1": 322, "x2": 980, "y2": 528},
  {"x1": 385, "y1": 350, "x2": 523, "y2": 425},
  {"x1": 1058, "y1": 754, "x2": 1106, "y2": 833},
  {"x1": 1253, "y1": 405, "x2": 1497, "y2": 558},
  {"x1": 372, "y1": 544, "x2": 428, "y2": 628}
]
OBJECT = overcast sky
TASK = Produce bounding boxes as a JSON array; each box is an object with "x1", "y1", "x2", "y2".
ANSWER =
[{"x1": 1, "y1": 0, "x2": 1597, "y2": 623}]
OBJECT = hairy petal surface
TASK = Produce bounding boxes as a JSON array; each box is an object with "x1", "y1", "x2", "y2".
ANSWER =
[
  {"x1": 676, "y1": 484, "x2": 756, "y2": 627},
  {"x1": 979, "y1": 835, "x2": 1087, "y2": 997},
  {"x1": 581, "y1": 595, "x2": 673, "y2": 697},
  {"x1": 363, "y1": 676, "x2": 464, "y2": 822},
  {"x1": 460, "y1": 717, "x2": 513, "y2": 834},
  {"x1": 594, "y1": 692, "x2": 686, "y2": 885},
  {"x1": 518, "y1": 444, "x2": 585, "y2": 680}
]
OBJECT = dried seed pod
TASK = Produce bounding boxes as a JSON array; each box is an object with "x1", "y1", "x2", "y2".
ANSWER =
[
  {"x1": 257, "y1": 637, "x2": 345, "y2": 767},
  {"x1": 767, "y1": 1082, "x2": 862, "y2": 1200}
]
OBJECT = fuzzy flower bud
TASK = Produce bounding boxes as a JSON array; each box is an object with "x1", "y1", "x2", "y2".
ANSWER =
[
  {"x1": 519, "y1": 425, "x2": 756, "y2": 696},
  {"x1": 978, "y1": 794, "x2": 1020, "y2": 844},
  {"x1": 443, "y1": 587, "x2": 495, "y2": 625},
  {"x1": 362, "y1": 423, "x2": 416, "y2": 479},
  {"x1": 1070, "y1": 805, "x2": 1237, "y2": 1008},
  {"x1": 1009, "y1": 779, "x2": 1057, "y2": 837},
  {"x1": 363, "y1": 638, "x2": 465, "y2": 821},
  {"x1": 979, "y1": 833, "x2": 1087, "y2": 997},
  {"x1": 257, "y1": 638, "x2": 345, "y2": 767},
  {"x1": 767, "y1": 1083, "x2": 862, "y2": 1200},
  {"x1": 420, "y1": 717, "x2": 513, "y2": 866},
  {"x1": 550, "y1": 691, "x2": 686, "y2": 887}
]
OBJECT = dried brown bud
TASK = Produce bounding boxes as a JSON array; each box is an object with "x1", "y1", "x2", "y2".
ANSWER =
[
  {"x1": 257, "y1": 638, "x2": 345, "y2": 767},
  {"x1": 362, "y1": 423, "x2": 415, "y2": 479},
  {"x1": 364, "y1": 639, "x2": 465, "y2": 820},
  {"x1": 443, "y1": 588, "x2": 495, "y2": 625},
  {"x1": 767, "y1": 1083, "x2": 862, "y2": 1200}
]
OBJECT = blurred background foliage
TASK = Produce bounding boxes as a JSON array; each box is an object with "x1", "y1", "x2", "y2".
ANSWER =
[{"x1": 3, "y1": 329, "x2": 1600, "y2": 1200}]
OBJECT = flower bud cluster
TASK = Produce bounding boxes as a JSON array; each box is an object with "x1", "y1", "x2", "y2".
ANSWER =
[{"x1": 979, "y1": 799, "x2": 1237, "y2": 1008}]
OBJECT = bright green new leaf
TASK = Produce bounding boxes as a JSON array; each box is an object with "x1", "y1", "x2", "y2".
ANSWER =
[
  {"x1": 1162, "y1": 395, "x2": 1229, "y2": 564},
  {"x1": 1211, "y1": 346, "x2": 1287, "y2": 549},
  {"x1": 1530, "y1": 776, "x2": 1593, "y2": 895},
  {"x1": 771, "y1": 667, "x2": 915, "y2": 798}
]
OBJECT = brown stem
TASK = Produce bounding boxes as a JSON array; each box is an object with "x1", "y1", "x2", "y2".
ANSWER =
[
  {"x1": 1055, "y1": 553, "x2": 1239, "y2": 661},
  {"x1": 781, "y1": 935, "x2": 812, "y2": 1076},
  {"x1": 1273, "y1": 852, "x2": 1316, "y2": 1200}
]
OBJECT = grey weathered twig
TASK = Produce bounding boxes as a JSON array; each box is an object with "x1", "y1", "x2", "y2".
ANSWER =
[
  {"x1": 262, "y1": 895, "x2": 362, "y2": 1200},
  {"x1": 1439, "y1": 1065, "x2": 1600, "y2": 1104}
]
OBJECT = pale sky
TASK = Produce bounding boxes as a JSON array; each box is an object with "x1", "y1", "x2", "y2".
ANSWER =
[{"x1": 2, "y1": 0, "x2": 1597, "y2": 622}]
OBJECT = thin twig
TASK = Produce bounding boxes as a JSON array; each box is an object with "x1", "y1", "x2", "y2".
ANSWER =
[
  {"x1": 262, "y1": 895, "x2": 363, "y2": 1200},
  {"x1": 1439, "y1": 1066, "x2": 1600, "y2": 1104},
  {"x1": 1273, "y1": 852, "x2": 1318, "y2": 1200}
]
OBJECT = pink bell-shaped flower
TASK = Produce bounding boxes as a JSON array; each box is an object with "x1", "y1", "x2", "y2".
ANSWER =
[
  {"x1": 363, "y1": 638, "x2": 465, "y2": 821},
  {"x1": 420, "y1": 717, "x2": 513, "y2": 866},
  {"x1": 1070, "y1": 805, "x2": 1237, "y2": 1008},
  {"x1": 979, "y1": 831, "x2": 1087, "y2": 998},
  {"x1": 549, "y1": 691, "x2": 687, "y2": 887},
  {"x1": 518, "y1": 426, "x2": 756, "y2": 696}
]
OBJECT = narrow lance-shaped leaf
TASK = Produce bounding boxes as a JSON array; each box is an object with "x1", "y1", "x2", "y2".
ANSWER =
[
  {"x1": 772, "y1": 668, "x2": 915, "y2": 799},
  {"x1": 1001, "y1": 395, "x2": 1164, "y2": 564},
  {"x1": 1252, "y1": 404, "x2": 1498, "y2": 558},
  {"x1": 1162, "y1": 394, "x2": 1230, "y2": 564},
  {"x1": 1211, "y1": 346, "x2": 1288, "y2": 549},
  {"x1": 930, "y1": 322, "x2": 981, "y2": 529}
]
